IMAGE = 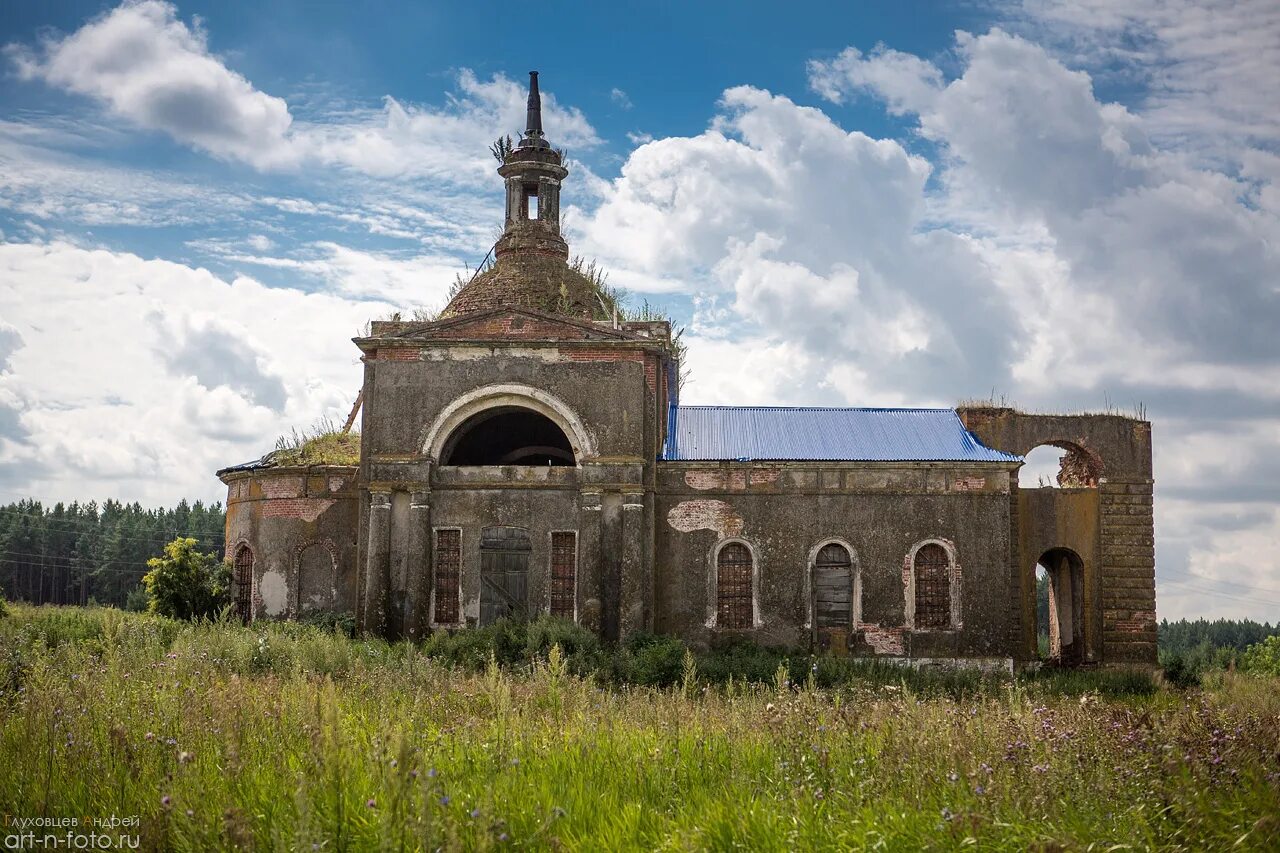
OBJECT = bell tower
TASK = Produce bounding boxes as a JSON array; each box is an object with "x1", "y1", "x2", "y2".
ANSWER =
[{"x1": 496, "y1": 71, "x2": 569, "y2": 261}]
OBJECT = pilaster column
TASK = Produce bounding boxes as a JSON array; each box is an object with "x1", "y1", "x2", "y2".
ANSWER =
[
  {"x1": 405, "y1": 490, "x2": 432, "y2": 639},
  {"x1": 619, "y1": 491, "x2": 648, "y2": 638},
  {"x1": 362, "y1": 491, "x2": 391, "y2": 635}
]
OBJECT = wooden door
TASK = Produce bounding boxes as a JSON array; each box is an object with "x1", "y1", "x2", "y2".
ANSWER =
[
  {"x1": 479, "y1": 526, "x2": 530, "y2": 626},
  {"x1": 813, "y1": 543, "x2": 851, "y2": 651}
]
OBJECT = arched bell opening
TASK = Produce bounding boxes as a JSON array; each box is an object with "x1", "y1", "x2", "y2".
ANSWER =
[{"x1": 440, "y1": 406, "x2": 576, "y2": 466}]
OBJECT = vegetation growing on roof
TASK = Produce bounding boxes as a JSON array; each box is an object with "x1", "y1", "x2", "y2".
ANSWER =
[{"x1": 270, "y1": 421, "x2": 361, "y2": 467}]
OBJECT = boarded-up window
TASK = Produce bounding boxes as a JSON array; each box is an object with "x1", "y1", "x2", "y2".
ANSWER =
[
  {"x1": 716, "y1": 542, "x2": 753, "y2": 629},
  {"x1": 433, "y1": 529, "x2": 461, "y2": 625},
  {"x1": 814, "y1": 543, "x2": 852, "y2": 629},
  {"x1": 914, "y1": 543, "x2": 952, "y2": 629},
  {"x1": 549, "y1": 531, "x2": 576, "y2": 619},
  {"x1": 233, "y1": 545, "x2": 254, "y2": 624}
]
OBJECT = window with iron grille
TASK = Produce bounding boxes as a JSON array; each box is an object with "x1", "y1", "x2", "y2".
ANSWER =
[
  {"x1": 716, "y1": 542, "x2": 753, "y2": 629},
  {"x1": 233, "y1": 545, "x2": 254, "y2": 625},
  {"x1": 434, "y1": 529, "x2": 461, "y2": 625},
  {"x1": 549, "y1": 531, "x2": 576, "y2": 619},
  {"x1": 914, "y1": 543, "x2": 952, "y2": 629}
]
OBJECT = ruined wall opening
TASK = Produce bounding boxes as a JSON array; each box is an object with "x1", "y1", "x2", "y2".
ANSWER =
[
  {"x1": 1036, "y1": 547, "x2": 1086, "y2": 665},
  {"x1": 441, "y1": 406, "x2": 576, "y2": 466},
  {"x1": 233, "y1": 544, "x2": 253, "y2": 625},
  {"x1": 1021, "y1": 441, "x2": 1103, "y2": 488}
]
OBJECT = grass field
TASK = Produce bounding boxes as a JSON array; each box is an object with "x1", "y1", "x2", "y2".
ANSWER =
[{"x1": 1, "y1": 605, "x2": 1277, "y2": 851}]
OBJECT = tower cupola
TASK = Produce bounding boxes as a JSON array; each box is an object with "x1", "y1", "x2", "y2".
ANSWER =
[
  {"x1": 441, "y1": 71, "x2": 610, "y2": 320},
  {"x1": 495, "y1": 71, "x2": 569, "y2": 261}
]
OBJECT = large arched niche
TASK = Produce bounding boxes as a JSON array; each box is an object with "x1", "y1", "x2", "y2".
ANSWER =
[{"x1": 423, "y1": 384, "x2": 593, "y2": 465}]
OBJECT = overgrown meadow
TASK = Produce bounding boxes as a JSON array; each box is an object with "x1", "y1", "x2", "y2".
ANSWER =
[{"x1": 1, "y1": 605, "x2": 1277, "y2": 851}]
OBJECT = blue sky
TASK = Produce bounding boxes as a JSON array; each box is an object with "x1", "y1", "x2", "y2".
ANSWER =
[{"x1": 1, "y1": 1, "x2": 1278, "y2": 620}]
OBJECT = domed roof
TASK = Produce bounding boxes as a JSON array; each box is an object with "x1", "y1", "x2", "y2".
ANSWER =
[{"x1": 441, "y1": 252, "x2": 611, "y2": 321}]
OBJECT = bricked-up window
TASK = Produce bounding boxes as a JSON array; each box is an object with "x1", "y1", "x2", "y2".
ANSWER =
[
  {"x1": 433, "y1": 529, "x2": 461, "y2": 624},
  {"x1": 716, "y1": 542, "x2": 753, "y2": 629},
  {"x1": 549, "y1": 532, "x2": 576, "y2": 619},
  {"x1": 914, "y1": 543, "x2": 952, "y2": 630},
  {"x1": 233, "y1": 545, "x2": 254, "y2": 625}
]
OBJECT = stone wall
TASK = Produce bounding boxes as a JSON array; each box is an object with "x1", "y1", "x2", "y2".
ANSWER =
[
  {"x1": 654, "y1": 462, "x2": 1017, "y2": 661},
  {"x1": 221, "y1": 466, "x2": 360, "y2": 621},
  {"x1": 957, "y1": 407, "x2": 1156, "y2": 666}
]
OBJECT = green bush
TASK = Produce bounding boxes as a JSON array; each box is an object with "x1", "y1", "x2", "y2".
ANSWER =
[
  {"x1": 1241, "y1": 635, "x2": 1280, "y2": 676},
  {"x1": 299, "y1": 609, "x2": 357, "y2": 637},
  {"x1": 142, "y1": 538, "x2": 229, "y2": 621},
  {"x1": 124, "y1": 584, "x2": 151, "y2": 613},
  {"x1": 620, "y1": 632, "x2": 688, "y2": 686},
  {"x1": 1163, "y1": 652, "x2": 1201, "y2": 689}
]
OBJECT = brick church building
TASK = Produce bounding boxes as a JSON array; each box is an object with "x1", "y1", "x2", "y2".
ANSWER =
[{"x1": 218, "y1": 73, "x2": 1157, "y2": 670}]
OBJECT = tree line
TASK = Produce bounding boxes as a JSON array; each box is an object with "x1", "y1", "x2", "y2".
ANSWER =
[{"x1": 0, "y1": 499, "x2": 224, "y2": 609}]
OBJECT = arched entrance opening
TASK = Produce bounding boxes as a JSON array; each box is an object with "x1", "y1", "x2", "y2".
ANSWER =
[
  {"x1": 441, "y1": 406, "x2": 576, "y2": 466},
  {"x1": 1036, "y1": 547, "x2": 1085, "y2": 665}
]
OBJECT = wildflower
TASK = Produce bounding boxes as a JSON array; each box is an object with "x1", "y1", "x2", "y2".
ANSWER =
[
  {"x1": 390, "y1": 759, "x2": 397, "y2": 769},
  {"x1": 470, "y1": 808, "x2": 481, "y2": 819},
  {"x1": 499, "y1": 833, "x2": 509, "y2": 842},
  {"x1": 975, "y1": 784, "x2": 986, "y2": 796},
  {"x1": 941, "y1": 808, "x2": 953, "y2": 821},
  {"x1": 161, "y1": 795, "x2": 171, "y2": 808},
  {"x1": 426, "y1": 767, "x2": 438, "y2": 778},
  {"x1": 366, "y1": 798, "x2": 376, "y2": 809},
  {"x1": 408, "y1": 769, "x2": 418, "y2": 779},
  {"x1": 947, "y1": 772, "x2": 959, "y2": 783},
  {"x1": 440, "y1": 796, "x2": 451, "y2": 806},
  {"x1": 185, "y1": 810, "x2": 193, "y2": 818},
  {"x1": 145, "y1": 732, "x2": 155, "y2": 741},
  {"x1": 178, "y1": 751, "x2": 193, "y2": 764}
]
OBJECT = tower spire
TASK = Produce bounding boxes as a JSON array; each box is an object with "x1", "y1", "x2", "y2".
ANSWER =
[{"x1": 525, "y1": 71, "x2": 544, "y2": 140}]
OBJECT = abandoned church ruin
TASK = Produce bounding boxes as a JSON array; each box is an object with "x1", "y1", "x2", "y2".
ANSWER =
[{"x1": 217, "y1": 73, "x2": 1157, "y2": 669}]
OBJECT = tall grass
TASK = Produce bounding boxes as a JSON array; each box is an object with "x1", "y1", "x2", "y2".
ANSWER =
[{"x1": 1, "y1": 605, "x2": 1277, "y2": 851}]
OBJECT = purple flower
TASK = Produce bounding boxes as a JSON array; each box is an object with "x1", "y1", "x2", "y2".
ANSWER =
[
  {"x1": 426, "y1": 768, "x2": 438, "y2": 778},
  {"x1": 161, "y1": 795, "x2": 171, "y2": 808},
  {"x1": 440, "y1": 796, "x2": 450, "y2": 806},
  {"x1": 366, "y1": 798, "x2": 376, "y2": 809},
  {"x1": 470, "y1": 808, "x2": 481, "y2": 819}
]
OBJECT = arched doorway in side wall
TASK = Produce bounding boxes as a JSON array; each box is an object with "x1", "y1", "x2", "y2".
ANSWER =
[{"x1": 1036, "y1": 547, "x2": 1086, "y2": 665}]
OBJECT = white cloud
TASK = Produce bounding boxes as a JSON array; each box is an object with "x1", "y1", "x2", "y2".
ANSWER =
[
  {"x1": 573, "y1": 30, "x2": 1280, "y2": 618},
  {"x1": 5, "y1": 1, "x2": 599, "y2": 179},
  {"x1": 0, "y1": 241, "x2": 389, "y2": 504},
  {"x1": 610, "y1": 88, "x2": 633, "y2": 110},
  {"x1": 1015, "y1": 0, "x2": 1280, "y2": 157}
]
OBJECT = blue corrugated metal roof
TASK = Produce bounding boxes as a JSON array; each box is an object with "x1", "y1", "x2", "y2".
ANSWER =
[{"x1": 661, "y1": 406, "x2": 1021, "y2": 463}]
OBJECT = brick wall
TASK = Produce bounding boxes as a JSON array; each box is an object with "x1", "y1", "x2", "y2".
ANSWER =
[{"x1": 1100, "y1": 479, "x2": 1157, "y2": 663}]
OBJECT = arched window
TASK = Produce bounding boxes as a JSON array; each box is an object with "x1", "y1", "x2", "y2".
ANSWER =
[
  {"x1": 813, "y1": 543, "x2": 853, "y2": 629},
  {"x1": 440, "y1": 406, "x2": 576, "y2": 466},
  {"x1": 716, "y1": 542, "x2": 754, "y2": 629},
  {"x1": 913, "y1": 543, "x2": 953, "y2": 630},
  {"x1": 233, "y1": 545, "x2": 254, "y2": 625}
]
